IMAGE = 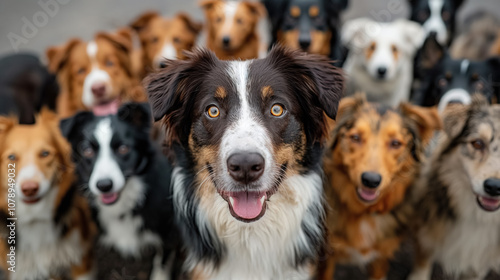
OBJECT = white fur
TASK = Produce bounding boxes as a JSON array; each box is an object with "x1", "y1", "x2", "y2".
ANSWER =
[
  {"x1": 155, "y1": 43, "x2": 177, "y2": 67},
  {"x1": 82, "y1": 41, "x2": 112, "y2": 108},
  {"x1": 423, "y1": 0, "x2": 448, "y2": 46},
  {"x1": 88, "y1": 118, "x2": 125, "y2": 195},
  {"x1": 342, "y1": 18, "x2": 425, "y2": 106},
  {"x1": 461, "y1": 59, "x2": 470, "y2": 74},
  {"x1": 221, "y1": 1, "x2": 238, "y2": 36},
  {"x1": 15, "y1": 164, "x2": 51, "y2": 203},
  {"x1": 437, "y1": 88, "x2": 471, "y2": 113}
]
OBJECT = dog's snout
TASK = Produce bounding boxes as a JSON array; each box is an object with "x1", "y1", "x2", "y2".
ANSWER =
[
  {"x1": 222, "y1": 36, "x2": 231, "y2": 47},
  {"x1": 377, "y1": 67, "x2": 387, "y2": 78},
  {"x1": 21, "y1": 181, "x2": 39, "y2": 197},
  {"x1": 299, "y1": 39, "x2": 311, "y2": 51},
  {"x1": 484, "y1": 178, "x2": 500, "y2": 197},
  {"x1": 361, "y1": 172, "x2": 382, "y2": 189},
  {"x1": 227, "y1": 152, "x2": 265, "y2": 184},
  {"x1": 91, "y1": 82, "x2": 106, "y2": 97},
  {"x1": 96, "y1": 179, "x2": 113, "y2": 193}
]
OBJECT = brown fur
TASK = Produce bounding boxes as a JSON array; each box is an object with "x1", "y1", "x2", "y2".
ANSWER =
[
  {"x1": 319, "y1": 94, "x2": 441, "y2": 280},
  {"x1": 200, "y1": 0, "x2": 265, "y2": 60},
  {"x1": 278, "y1": 29, "x2": 331, "y2": 57},
  {"x1": 0, "y1": 109, "x2": 96, "y2": 279}
]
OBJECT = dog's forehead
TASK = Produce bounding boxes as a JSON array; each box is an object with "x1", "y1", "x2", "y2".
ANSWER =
[{"x1": 467, "y1": 107, "x2": 500, "y2": 138}]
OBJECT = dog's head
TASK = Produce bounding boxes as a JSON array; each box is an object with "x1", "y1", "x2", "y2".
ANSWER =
[
  {"x1": 342, "y1": 18, "x2": 425, "y2": 81},
  {"x1": 326, "y1": 94, "x2": 440, "y2": 211},
  {"x1": 47, "y1": 29, "x2": 135, "y2": 116},
  {"x1": 440, "y1": 95, "x2": 500, "y2": 212},
  {"x1": 147, "y1": 46, "x2": 343, "y2": 222},
  {"x1": 201, "y1": 0, "x2": 265, "y2": 53},
  {"x1": 0, "y1": 109, "x2": 73, "y2": 206},
  {"x1": 416, "y1": 34, "x2": 500, "y2": 111},
  {"x1": 408, "y1": 0, "x2": 463, "y2": 46},
  {"x1": 60, "y1": 103, "x2": 153, "y2": 206},
  {"x1": 131, "y1": 12, "x2": 202, "y2": 68}
]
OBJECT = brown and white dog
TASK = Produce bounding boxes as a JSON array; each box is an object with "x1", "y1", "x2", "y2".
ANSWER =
[
  {"x1": 47, "y1": 29, "x2": 146, "y2": 118},
  {"x1": 130, "y1": 11, "x2": 203, "y2": 77},
  {"x1": 0, "y1": 109, "x2": 96, "y2": 280},
  {"x1": 146, "y1": 46, "x2": 344, "y2": 279},
  {"x1": 319, "y1": 94, "x2": 441, "y2": 280},
  {"x1": 201, "y1": 0, "x2": 265, "y2": 60}
]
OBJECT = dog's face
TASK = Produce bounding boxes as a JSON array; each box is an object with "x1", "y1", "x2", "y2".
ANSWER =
[
  {"x1": 47, "y1": 30, "x2": 134, "y2": 115},
  {"x1": 131, "y1": 12, "x2": 202, "y2": 68},
  {"x1": 60, "y1": 103, "x2": 152, "y2": 205},
  {"x1": 342, "y1": 18, "x2": 425, "y2": 81},
  {"x1": 409, "y1": 0, "x2": 463, "y2": 46},
  {"x1": 328, "y1": 95, "x2": 440, "y2": 206},
  {"x1": 441, "y1": 96, "x2": 500, "y2": 212},
  {"x1": 417, "y1": 35, "x2": 500, "y2": 111},
  {"x1": 0, "y1": 110, "x2": 72, "y2": 205},
  {"x1": 147, "y1": 46, "x2": 343, "y2": 222},
  {"x1": 201, "y1": 0, "x2": 264, "y2": 52}
]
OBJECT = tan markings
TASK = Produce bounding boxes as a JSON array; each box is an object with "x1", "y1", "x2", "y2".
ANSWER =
[
  {"x1": 365, "y1": 42, "x2": 376, "y2": 60},
  {"x1": 391, "y1": 44, "x2": 399, "y2": 61},
  {"x1": 290, "y1": 6, "x2": 301, "y2": 18},
  {"x1": 262, "y1": 86, "x2": 274, "y2": 99},
  {"x1": 215, "y1": 86, "x2": 227, "y2": 99},
  {"x1": 309, "y1": 6, "x2": 319, "y2": 17}
]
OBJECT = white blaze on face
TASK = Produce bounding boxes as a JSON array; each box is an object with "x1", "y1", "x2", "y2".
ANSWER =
[
  {"x1": 82, "y1": 41, "x2": 112, "y2": 108},
  {"x1": 155, "y1": 43, "x2": 177, "y2": 67},
  {"x1": 423, "y1": 0, "x2": 448, "y2": 45},
  {"x1": 221, "y1": 1, "x2": 238, "y2": 37}
]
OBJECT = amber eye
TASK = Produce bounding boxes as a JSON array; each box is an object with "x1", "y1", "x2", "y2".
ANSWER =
[
  {"x1": 82, "y1": 147, "x2": 95, "y2": 158},
  {"x1": 40, "y1": 150, "x2": 50, "y2": 158},
  {"x1": 390, "y1": 139, "x2": 402, "y2": 149},
  {"x1": 207, "y1": 105, "x2": 220, "y2": 118},
  {"x1": 471, "y1": 139, "x2": 486, "y2": 151},
  {"x1": 117, "y1": 145, "x2": 129, "y2": 155},
  {"x1": 7, "y1": 154, "x2": 16, "y2": 161},
  {"x1": 270, "y1": 104, "x2": 284, "y2": 117},
  {"x1": 350, "y1": 134, "x2": 361, "y2": 143}
]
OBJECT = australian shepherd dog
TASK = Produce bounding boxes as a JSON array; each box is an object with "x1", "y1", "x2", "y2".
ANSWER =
[{"x1": 145, "y1": 45, "x2": 344, "y2": 279}]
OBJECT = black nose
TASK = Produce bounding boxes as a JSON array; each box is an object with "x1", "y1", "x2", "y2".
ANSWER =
[
  {"x1": 299, "y1": 39, "x2": 311, "y2": 51},
  {"x1": 361, "y1": 172, "x2": 382, "y2": 189},
  {"x1": 96, "y1": 179, "x2": 113, "y2": 193},
  {"x1": 222, "y1": 36, "x2": 231, "y2": 47},
  {"x1": 484, "y1": 178, "x2": 500, "y2": 196},
  {"x1": 227, "y1": 152, "x2": 265, "y2": 184},
  {"x1": 377, "y1": 67, "x2": 387, "y2": 78}
]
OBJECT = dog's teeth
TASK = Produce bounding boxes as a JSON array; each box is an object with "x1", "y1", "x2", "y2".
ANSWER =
[
  {"x1": 260, "y1": 195, "x2": 265, "y2": 204},
  {"x1": 229, "y1": 197, "x2": 234, "y2": 206}
]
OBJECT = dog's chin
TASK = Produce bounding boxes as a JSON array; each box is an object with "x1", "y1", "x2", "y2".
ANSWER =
[
  {"x1": 356, "y1": 186, "x2": 380, "y2": 204},
  {"x1": 217, "y1": 188, "x2": 275, "y2": 223},
  {"x1": 476, "y1": 195, "x2": 500, "y2": 212}
]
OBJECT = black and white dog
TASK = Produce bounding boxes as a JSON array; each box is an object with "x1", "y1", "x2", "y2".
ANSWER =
[
  {"x1": 60, "y1": 103, "x2": 180, "y2": 280},
  {"x1": 408, "y1": 0, "x2": 464, "y2": 46},
  {"x1": 146, "y1": 46, "x2": 344, "y2": 279}
]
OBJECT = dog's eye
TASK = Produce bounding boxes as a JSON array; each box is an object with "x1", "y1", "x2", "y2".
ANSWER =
[
  {"x1": 391, "y1": 45, "x2": 398, "y2": 54},
  {"x1": 369, "y1": 42, "x2": 376, "y2": 51},
  {"x1": 151, "y1": 37, "x2": 159, "y2": 44},
  {"x1": 471, "y1": 139, "x2": 486, "y2": 151},
  {"x1": 105, "y1": 60, "x2": 114, "y2": 67},
  {"x1": 418, "y1": 11, "x2": 429, "y2": 21},
  {"x1": 7, "y1": 154, "x2": 16, "y2": 161},
  {"x1": 216, "y1": 17, "x2": 223, "y2": 23},
  {"x1": 390, "y1": 140, "x2": 402, "y2": 149},
  {"x1": 173, "y1": 37, "x2": 181, "y2": 44},
  {"x1": 117, "y1": 145, "x2": 130, "y2": 155},
  {"x1": 236, "y1": 18, "x2": 243, "y2": 25},
  {"x1": 82, "y1": 147, "x2": 95, "y2": 158},
  {"x1": 475, "y1": 81, "x2": 485, "y2": 91},
  {"x1": 349, "y1": 134, "x2": 361, "y2": 143},
  {"x1": 40, "y1": 150, "x2": 50, "y2": 158},
  {"x1": 442, "y1": 11, "x2": 450, "y2": 21},
  {"x1": 270, "y1": 104, "x2": 284, "y2": 117},
  {"x1": 438, "y1": 78, "x2": 448, "y2": 88},
  {"x1": 207, "y1": 105, "x2": 220, "y2": 118},
  {"x1": 77, "y1": 67, "x2": 86, "y2": 75}
]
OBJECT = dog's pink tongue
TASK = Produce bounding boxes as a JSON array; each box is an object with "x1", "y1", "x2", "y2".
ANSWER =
[
  {"x1": 229, "y1": 191, "x2": 266, "y2": 220},
  {"x1": 358, "y1": 188, "x2": 378, "y2": 201},
  {"x1": 101, "y1": 193, "x2": 118, "y2": 205},
  {"x1": 93, "y1": 99, "x2": 120, "y2": 116}
]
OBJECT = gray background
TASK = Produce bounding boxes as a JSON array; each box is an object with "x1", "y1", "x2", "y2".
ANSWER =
[{"x1": 0, "y1": 0, "x2": 499, "y2": 58}]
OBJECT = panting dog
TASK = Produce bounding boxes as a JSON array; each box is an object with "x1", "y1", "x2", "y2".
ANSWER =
[
  {"x1": 0, "y1": 109, "x2": 96, "y2": 280},
  {"x1": 408, "y1": 0, "x2": 464, "y2": 46},
  {"x1": 412, "y1": 33, "x2": 500, "y2": 111},
  {"x1": 342, "y1": 18, "x2": 425, "y2": 106},
  {"x1": 201, "y1": 0, "x2": 265, "y2": 60},
  {"x1": 408, "y1": 95, "x2": 500, "y2": 280},
  {"x1": 146, "y1": 46, "x2": 344, "y2": 279},
  {"x1": 263, "y1": 0, "x2": 348, "y2": 64},
  {"x1": 60, "y1": 103, "x2": 181, "y2": 280},
  {"x1": 130, "y1": 11, "x2": 202, "y2": 77},
  {"x1": 319, "y1": 94, "x2": 441, "y2": 280},
  {"x1": 47, "y1": 29, "x2": 146, "y2": 118}
]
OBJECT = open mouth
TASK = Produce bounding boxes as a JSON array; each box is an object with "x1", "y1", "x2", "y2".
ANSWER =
[
  {"x1": 357, "y1": 186, "x2": 380, "y2": 203},
  {"x1": 22, "y1": 197, "x2": 41, "y2": 204},
  {"x1": 218, "y1": 190, "x2": 272, "y2": 223},
  {"x1": 477, "y1": 195, "x2": 500, "y2": 212},
  {"x1": 92, "y1": 98, "x2": 120, "y2": 116},
  {"x1": 100, "y1": 192, "x2": 120, "y2": 205}
]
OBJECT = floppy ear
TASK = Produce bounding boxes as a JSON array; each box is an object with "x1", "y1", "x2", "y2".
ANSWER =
[
  {"x1": 400, "y1": 103, "x2": 442, "y2": 145},
  {"x1": 330, "y1": 93, "x2": 366, "y2": 145},
  {"x1": 130, "y1": 11, "x2": 159, "y2": 33},
  {"x1": 59, "y1": 111, "x2": 94, "y2": 141},
  {"x1": 46, "y1": 38, "x2": 81, "y2": 73},
  {"x1": 117, "y1": 102, "x2": 152, "y2": 132},
  {"x1": 441, "y1": 94, "x2": 489, "y2": 139},
  {"x1": 341, "y1": 17, "x2": 376, "y2": 50},
  {"x1": 418, "y1": 33, "x2": 446, "y2": 70},
  {"x1": 393, "y1": 19, "x2": 425, "y2": 53},
  {"x1": 38, "y1": 108, "x2": 74, "y2": 171},
  {"x1": 177, "y1": 13, "x2": 203, "y2": 35}
]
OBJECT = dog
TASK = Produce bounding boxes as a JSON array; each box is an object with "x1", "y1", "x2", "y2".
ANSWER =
[
  {"x1": 47, "y1": 29, "x2": 146, "y2": 118},
  {"x1": 318, "y1": 94, "x2": 441, "y2": 280},
  {"x1": 412, "y1": 33, "x2": 500, "y2": 111},
  {"x1": 0, "y1": 53, "x2": 59, "y2": 124},
  {"x1": 408, "y1": 95, "x2": 500, "y2": 280},
  {"x1": 408, "y1": 0, "x2": 464, "y2": 46},
  {"x1": 201, "y1": 0, "x2": 265, "y2": 60},
  {"x1": 130, "y1": 11, "x2": 202, "y2": 77},
  {"x1": 145, "y1": 45, "x2": 344, "y2": 279},
  {"x1": 60, "y1": 102, "x2": 181, "y2": 280},
  {"x1": 263, "y1": 0, "x2": 348, "y2": 64},
  {"x1": 0, "y1": 109, "x2": 95, "y2": 280},
  {"x1": 342, "y1": 18, "x2": 425, "y2": 106}
]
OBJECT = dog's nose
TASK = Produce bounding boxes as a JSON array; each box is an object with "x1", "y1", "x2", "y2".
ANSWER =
[
  {"x1": 377, "y1": 67, "x2": 387, "y2": 78},
  {"x1": 299, "y1": 39, "x2": 311, "y2": 51},
  {"x1": 484, "y1": 178, "x2": 500, "y2": 196},
  {"x1": 21, "y1": 181, "x2": 39, "y2": 197},
  {"x1": 222, "y1": 36, "x2": 231, "y2": 47},
  {"x1": 91, "y1": 83, "x2": 106, "y2": 97},
  {"x1": 96, "y1": 179, "x2": 113, "y2": 193},
  {"x1": 227, "y1": 152, "x2": 265, "y2": 184},
  {"x1": 361, "y1": 172, "x2": 382, "y2": 189}
]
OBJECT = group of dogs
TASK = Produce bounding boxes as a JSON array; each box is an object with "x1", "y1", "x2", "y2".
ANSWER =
[{"x1": 0, "y1": 0, "x2": 500, "y2": 279}]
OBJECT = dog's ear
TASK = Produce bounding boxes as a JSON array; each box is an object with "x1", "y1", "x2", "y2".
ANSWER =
[
  {"x1": 59, "y1": 111, "x2": 94, "y2": 140},
  {"x1": 0, "y1": 116, "x2": 16, "y2": 139},
  {"x1": 393, "y1": 19, "x2": 425, "y2": 53},
  {"x1": 486, "y1": 57, "x2": 500, "y2": 102},
  {"x1": 400, "y1": 103, "x2": 442, "y2": 145},
  {"x1": 38, "y1": 108, "x2": 74, "y2": 171},
  {"x1": 441, "y1": 94, "x2": 489, "y2": 138},
  {"x1": 117, "y1": 102, "x2": 152, "y2": 131},
  {"x1": 341, "y1": 17, "x2": 376, "y2": 50},
  {"x1": 418, "y1": 33, "x2": 445, "y2": 70},
  {"x1": 46, "y1": 39, "x2": 81, "y2": 73},
  {"x1": 200, "y1": 0, "x2": 220, "y2": 11},
  {"x1": 329, "y1": 94, "x2": 366, "y2": 148},
  {"x1": 130, "y1": 11, "x2": 159, "y2": 33},
  {"x1": 177, "y1": 13, "x2": 203, "y2": 35}
]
